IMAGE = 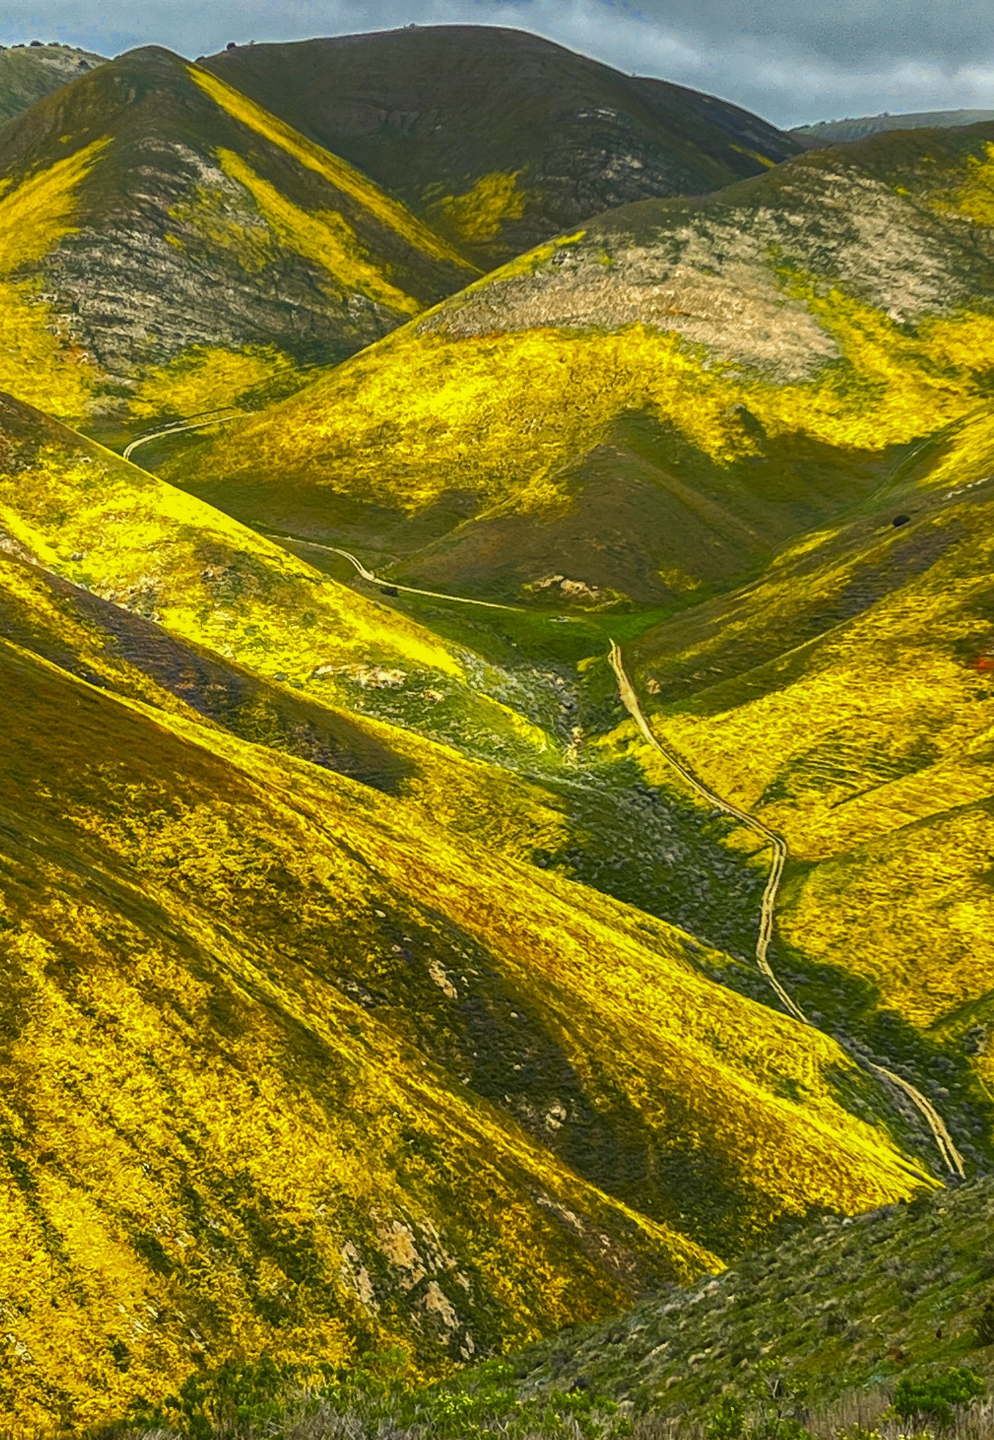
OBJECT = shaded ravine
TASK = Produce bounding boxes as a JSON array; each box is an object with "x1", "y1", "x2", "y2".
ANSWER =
[
  {"x1": 104, "y1": 456, "x2": 962, "y2": 1185},
  {"x1": 607, "y1": 640, "x2": 966, "y2": 1181}
]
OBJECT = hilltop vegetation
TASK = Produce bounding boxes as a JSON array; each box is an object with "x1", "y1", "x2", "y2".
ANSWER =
[
  {"x1": 0, "y1": 46, "x2": 475, "y2": 446},
  {"x1": 0, "y1": 42, "x2": 105, "y2": 123},
  {"x1": 202, "y1": 26, "x2": 800, "y2": 268},
  {"x1": 794, "y1": 110, "x2": 994, "y2": 145}
]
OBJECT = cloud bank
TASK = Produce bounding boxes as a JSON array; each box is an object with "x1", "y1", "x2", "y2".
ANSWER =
[{"x1": 2, "y1": 0, "x2": 992, "y2": 128}]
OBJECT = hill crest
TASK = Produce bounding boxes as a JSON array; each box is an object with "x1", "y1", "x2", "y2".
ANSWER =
[
  {"x1": 166, "y1": 117, "x2": 994, "y2": 609},
  {"x1": 202, "y1": 25, "x2": 801, "y2": 267},
  {"x1": 0, "y1": 45, "x2": 475, "y2": 444}
]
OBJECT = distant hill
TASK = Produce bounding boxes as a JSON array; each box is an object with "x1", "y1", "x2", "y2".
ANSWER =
[
  {"x1": 201, "y1": 26, "x2": 802, "y2": 267},
  {"x1": 0, "y1": 41, "x2": 105, "y2": 123},
  {"x1": 0, "y1": 46, "x2": 476, "y2": 444},
  {"x1": 168, "y1": 120, "x2": 994, "y2": 609},
  {"x1": 793, "y1": 108, "x2": 994, "y2": 145}
]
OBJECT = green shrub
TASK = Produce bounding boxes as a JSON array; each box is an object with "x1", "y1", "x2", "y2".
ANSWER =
[
  {"x1": 128, "y1": 1354, "x2": 287, "y2": 1440},
  {"x1": 975, "y1": 1300, "x2": 994, "y2": 1347},
  {"x1": 892, "y1": 1368, "x2": 986, "y2": 1429},
  {"x1": 704, "y1": 1365, "x2": 813, "y2": 1440},
  {"x1": 706, "y1": 1395, "x2": 745, "y2": 1440}
]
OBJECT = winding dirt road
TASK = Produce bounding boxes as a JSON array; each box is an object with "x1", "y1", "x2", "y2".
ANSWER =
[
  {"x1": 608, "y1": 641, "x2": 966, "y2": 1181},
  {"x1": 286, "y1": 538, "x2": 538, "y2": 614},
  {"x1": 122, "y1": 410, "x2": 243, "y2": 462},
  {"x1": 122, "y1": 400, "x2": 968, "y2": 1182}
]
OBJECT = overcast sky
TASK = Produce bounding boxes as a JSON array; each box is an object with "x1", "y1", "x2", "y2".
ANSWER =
[{"x1": 2, "y1": 0, "x2": 992, "y2": 128}]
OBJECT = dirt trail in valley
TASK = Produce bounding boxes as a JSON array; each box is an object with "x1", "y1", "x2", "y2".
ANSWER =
[
  {"x1": 607, "y1": 640, "x2": 966, "y2": 1181},
  {"x1": 108, "y1": 451, "x2": 966, "y2": 1184},
  {"x1": 122, "y1": 410, "x2": 243, "y2": 462},
  {"x1": 284, "y1": 537, "x2": 542, "y2": 613}
]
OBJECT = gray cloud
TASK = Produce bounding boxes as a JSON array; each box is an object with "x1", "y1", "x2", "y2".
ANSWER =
[{"x1": 1, "y1": 0, "x2": 992, "y2": 127}]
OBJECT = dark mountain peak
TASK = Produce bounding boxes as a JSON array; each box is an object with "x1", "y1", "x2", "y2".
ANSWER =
[{"x1": 203, "y1": 24, "x2": 801, "y2": 266}]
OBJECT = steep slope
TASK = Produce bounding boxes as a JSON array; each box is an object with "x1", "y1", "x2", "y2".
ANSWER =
[
  {"x1": 0, "y1": 42, "x2": 105, "y2": 122},
  {"x1": 0, "y1": 392, "x2": 466, "y2": 697},
  {"x1": 0, "y1": 46, "x2": 475, "y2": 443},
  {"x1": 107, "y1": 1179, "x2": 994, "y2": 1434},
  {"x1": 0, "y1": 391, "x2": 940, "y2": 1429},
  {"x1": 201, "y1": 26, "x2": 801, "y2": 269},
  {"x1": 170, "y1": 120, "x2": 994, "y2": 607},
  {"x1": 794, "y1": 108, "x2": 994, "y2": 146},
  {"x1": 601, "y1": 402, "x2": 994, "y2": 1176},
  {"x1": 0, "y1": 634, "x2": 710, "y2": 1432}
]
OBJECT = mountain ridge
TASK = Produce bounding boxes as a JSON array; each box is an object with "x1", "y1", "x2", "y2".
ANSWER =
[
  {"x1": 166, "y1": 118, "x2": 994, "y2": 610},
  {"x1": 0, "y1": 45, "x2": 476, "y2": 445},
  {"x1": 793, "y1": 108, "x2": 994, "y2": 146},
  {"x1": 202, "y1": 26, "x2": 802, "y2": 268}
]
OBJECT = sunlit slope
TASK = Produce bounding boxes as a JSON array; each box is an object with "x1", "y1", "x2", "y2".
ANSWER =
[
  {"x1": 170, "y1": 121, "x2": 994, "y2": 606},
  {"x1": 0, "y1": 46, "x2": 474, "y2": 441},
  {"x1": 0, "y1": 610, "x2": 934, "y2": 1431},
  {"x1": 0, "y1": 637, "x2": 707, "y2": 1432},
  {"x1": 202, "y1": 25, "x2": 800, "y2": 268},
  {"x1": 0, "y1": 391, "x2": 470, "y2": 687},
  {"x1": 620, "y1": 404, "x2": 994, "y2": 1134},
  {"x1": 0, "y1": 529, "x2": 576, "y2": 864},
  {"x1": 0, "y1": 42, "x2": 105, "y2": 123}
]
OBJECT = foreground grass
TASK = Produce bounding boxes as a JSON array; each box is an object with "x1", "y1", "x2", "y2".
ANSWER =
[{"x1": 82, "y1": 1182, "x2": 994, "y2": 1440}]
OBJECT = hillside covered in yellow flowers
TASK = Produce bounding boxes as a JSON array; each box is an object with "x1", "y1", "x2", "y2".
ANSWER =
[
  {"x1": 0, "y1": 45, "x2": 475, "y2": 449},
  {"x1": 2, "y1": 28, "x2": 994, "y2": 1436},
  {"x1": 172, "y1": 120, "x2": 994, "y2": 609},
  {"x1": 0, "y1": 393, "x2": 938, "y2": 1431}
]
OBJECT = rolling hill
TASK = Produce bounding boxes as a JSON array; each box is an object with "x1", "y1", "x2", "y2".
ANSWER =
[
  {"x1": 168, "y1": 119, "x2": 994, "y2": 609},
  {"x1": 472, "y1": 1177, "x2": 994, "y2": 1426},
  {"x1": 0, "y1": 41, "x2": 105, "y2": 123},
  {"x1": 0, "y1": 46, "x2": 475, "y2": 446},
  {"x1": 200, "y1": 26, "x2": 802, "y2": 268},
  {"x1": 0, "y1": 391, "x2": 939, "y2": 1431}
]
